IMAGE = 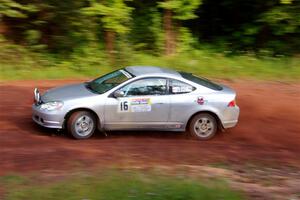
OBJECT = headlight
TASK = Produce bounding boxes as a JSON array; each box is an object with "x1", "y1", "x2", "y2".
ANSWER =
[{"x1": 40, "y1": 101, "x2": 63, "y2": 111}]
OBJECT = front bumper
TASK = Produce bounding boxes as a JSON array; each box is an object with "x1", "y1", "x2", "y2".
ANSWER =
[{"x1": 32, "y1": 104, "x2": 64, "y2": 129}]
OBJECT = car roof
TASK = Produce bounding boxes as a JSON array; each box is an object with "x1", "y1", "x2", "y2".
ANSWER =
[{"x1": 125, "y1": 66, "x2": 181, "y2": 77}]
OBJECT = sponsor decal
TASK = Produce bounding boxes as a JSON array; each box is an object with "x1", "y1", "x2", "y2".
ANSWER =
[
  {"x1": 197, "y1": 97, "x2": 205, "y2": 105},
  {"x1": 131, "y1": 98, "x2": 151, "y2": 112},
  {"x1": 131, "y1": 98, "x2": 151, "y2": 105},
  {"x1": 118, "y1": 98, "x2": 152, "y2": 112}
]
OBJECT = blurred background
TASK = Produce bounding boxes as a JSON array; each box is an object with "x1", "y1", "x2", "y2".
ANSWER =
[
  {"x1": 0, "y1": 0, "x2": 299, "y2": 80},
  {"x1": 1, "y1": 1, "x2": 300, "y2": 200}
]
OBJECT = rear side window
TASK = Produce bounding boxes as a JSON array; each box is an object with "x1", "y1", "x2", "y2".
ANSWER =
[
  {"x1": 169, "y1": 79, "x2": 195, "y2": 94},
  {"x1": 180, "y1": 72, "x2": 223, "y2": 91}
]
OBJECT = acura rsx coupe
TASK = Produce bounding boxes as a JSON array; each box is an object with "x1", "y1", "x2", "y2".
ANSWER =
[{"x1": 32, "y1": 66, "x2": 239, "y2": 140}]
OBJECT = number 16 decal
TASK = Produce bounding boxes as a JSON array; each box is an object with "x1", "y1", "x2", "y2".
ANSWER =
[{"x1": 119, "y1": 100, "x2": 129, "y2": 112}]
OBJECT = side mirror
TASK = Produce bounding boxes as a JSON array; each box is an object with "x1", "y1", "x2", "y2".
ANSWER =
[{"x1": 113, "y1": 90, "x2": 125, "y2": 98}]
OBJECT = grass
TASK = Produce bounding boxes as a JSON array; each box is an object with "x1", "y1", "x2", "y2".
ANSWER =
[
  {"x1": 1, "y1": 170, "x2": 244, "y2": 200},
  {"x1": 1, "y1": 43, "x2": 300, "y2": 81},
  {"x1": 0, "y1": 174, "x2": 27, "y2": 186}
]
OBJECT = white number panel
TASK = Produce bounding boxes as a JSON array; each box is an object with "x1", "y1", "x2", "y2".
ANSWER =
[
  {"x1": 118, "y1": 100, "x2": 130, "y2": 112},
  {"x1": 118, "y1": 98, "x2": 152, "y2": 113}
]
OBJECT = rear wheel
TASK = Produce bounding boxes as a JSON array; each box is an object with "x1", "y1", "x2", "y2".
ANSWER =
[
  {"x1": 189, "y1": 113, "x2": 217, "y2": 140},
  {"x1": 67, "y1": 111, "x2": 96, "y2": 139}
]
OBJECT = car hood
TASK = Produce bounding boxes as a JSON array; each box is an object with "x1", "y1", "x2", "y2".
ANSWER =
[{"x1": 41, "y1": 83, "x2": 96, "y2": 102}]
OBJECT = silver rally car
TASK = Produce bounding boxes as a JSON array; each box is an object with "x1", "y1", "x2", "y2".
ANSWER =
[{"x1": 32, "y1": 66, "x2": 239, "y2": 140}]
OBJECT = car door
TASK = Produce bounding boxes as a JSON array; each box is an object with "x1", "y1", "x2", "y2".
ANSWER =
[{"x1": 104, "y1": 78, "x2": 170, "y2": 130}]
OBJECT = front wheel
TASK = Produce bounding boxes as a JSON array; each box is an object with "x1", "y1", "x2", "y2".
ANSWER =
[
  {"x1": 67, "y1": 111, "x2": 96, "y2": 139},
  {"x1": 189, "y1": 113, "x2": 218, "y2": 140}
]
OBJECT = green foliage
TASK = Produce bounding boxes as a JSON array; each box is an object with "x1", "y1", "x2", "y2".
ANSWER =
[
  {"x1": 25, "y1": 30, "x2": 41, "y2": 44},
  {"x1": 252, "y1": 1, "x2": 300, "y2": 54},
  {"x1": 194, "y1": 0, "x2": 300, "y2": 55},
  {"x1": 260, "y1": 4, "x2": 300, "y2": 36},
  {"x1": 1, "y1": 0, "x2": 300, "y2": 60},
  {"x1": 280, "y1": 0, "x2": 293, "y2": 4},
  {"x1": 177, "y1": 27, "x2": 196, "y2": 53},
  {"x1": 129, "y1": 4, "x2": 164, "y2": 54},
  {"x1": 0, "y1": 0, "x2": 37, "y2": 18},
  {"x1": 150, "y1": 11, "x2": 164, "y2": 55},
  {"x1": 24, "y1": 29, "x2": 47, "y2": 51},
  {"x1": 0, "y1": 39, "x2": 51, "y2": 71},
  {"x1": 3, "y1": 170, "x2": 243, "y2": 200},
  {"x1": 81, "y1": 0, "x2": 133, "y2": 34},
  {"x1": 149, "y1": 9, "x2": 164, "y2": 53},
  {"x1": 0, "y1": 174, "x2": 27, "y2": 186},
  {"x1": 158, "y1": 0, "x2": 201, "y2": 20},
  {"x1": 1, "y1": 41, "x2": 299, "y2": 81},
  {"x1": 1, "y1": 0, "x2": 93, "y2": 54},
  {"x1": 38, "y1": 0, "x2": 92, "y2": 53}
]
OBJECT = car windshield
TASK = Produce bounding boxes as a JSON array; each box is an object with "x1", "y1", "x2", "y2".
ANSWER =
[
  {"x1": 87, "y1": 69, "x2": 133, "y2": 94},
  {"x1": 180, "y1": 72, "x2": 223, "y2": 91}
]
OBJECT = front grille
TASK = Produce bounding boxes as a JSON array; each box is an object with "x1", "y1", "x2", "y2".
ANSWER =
[{"x1": 34, "y1": 115, "x2": 44, "y2": 124}]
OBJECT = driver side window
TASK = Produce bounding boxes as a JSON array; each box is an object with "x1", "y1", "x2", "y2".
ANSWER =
[{"x1": 120, "y1": 78, "x2": 167, "y2": 96}]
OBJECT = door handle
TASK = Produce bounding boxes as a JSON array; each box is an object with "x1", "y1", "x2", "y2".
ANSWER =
[{"x1": 154, "y1": 102, "x2": 164, "y2": 105}]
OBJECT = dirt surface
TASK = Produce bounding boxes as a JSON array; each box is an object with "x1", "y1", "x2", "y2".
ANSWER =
[{"x1": 1, "y1": 79, "x2": 300, "y2": 176}]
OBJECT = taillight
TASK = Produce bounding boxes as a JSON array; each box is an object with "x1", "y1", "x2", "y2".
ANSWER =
[{"x1": 228, "y1": 100, "x2": 236, "y2": 107}]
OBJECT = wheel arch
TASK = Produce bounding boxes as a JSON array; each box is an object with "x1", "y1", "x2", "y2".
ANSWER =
[
  {"x1": 63, "y1": 108, "x2": 103, "y2": 130},
  {"x1": 186, "y1": 110, "x2": 223, "y2": 131}
]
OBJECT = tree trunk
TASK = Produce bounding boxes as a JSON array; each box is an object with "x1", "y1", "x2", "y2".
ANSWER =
[
  {"x1": 104, "y1": 30, "x2": 115, "y2": 63},
  {"x1": 0, "y1": 21, "x2": 8, "y2": 35},
  {"x1": 163, "y1": 9, "x2": 176, "y2": 55}
]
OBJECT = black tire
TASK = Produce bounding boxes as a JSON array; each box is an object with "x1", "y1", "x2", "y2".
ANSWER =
[
  {"x1": 189, "y1": 113, "x2": 218, "y2": 140},
  {"x1": 67, "y1": 111, "x2": 96, "y2": 139}
]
